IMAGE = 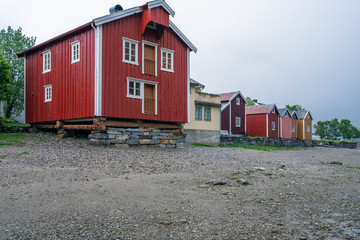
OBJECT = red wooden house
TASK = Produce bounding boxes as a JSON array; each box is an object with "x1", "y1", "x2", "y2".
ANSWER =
[
  {"x1": 17, "y1": 0, "x2": 197, "y2": 128},
  {"x1": 278, "y1": 108, "x2": 292, "y2": 139},
  {"x1": 290, "y1": 111, "x2": 299, "y2": 139},
  {"x1": 220, "y1": 91, "x2": 247, "y2": 135},
  {"x1": 246, "y1": 104, "x2": 280, "y2": 138}
]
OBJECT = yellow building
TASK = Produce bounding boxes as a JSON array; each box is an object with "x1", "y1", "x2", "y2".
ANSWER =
[{"x1": 185, "y1": 79, "x2": 221, "y2": 144}]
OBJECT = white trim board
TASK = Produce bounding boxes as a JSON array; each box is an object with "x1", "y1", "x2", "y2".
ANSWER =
[{"x1": 94, "y1": 25, "x2": 103, "y2": 116}]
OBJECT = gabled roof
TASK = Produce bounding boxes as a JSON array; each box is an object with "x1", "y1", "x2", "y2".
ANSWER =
[
  {"x1": 278, "y1": 108, "x2": 291, "y2": 117},
  {"x1": 296, "y1": 110, "x2": 313, "y2": 120},
  {"x1": 246, "y1": 104, "x2": 278, "y2": 115},
  {"x1": 219, "y1": 91, "x2": 247, "y2": 104},
  {"x1": 18, "y1": 0, "x2": 197, "y2": 58},
  {"x1": 190, "y1": 78, "x2": 205, "y2": 89},
  {"x1": 290, "y1": 111, "x2": 299, "y2": 119},
  {"x1": 94, "y1": 0, "x2": 197, "y2": 53}
]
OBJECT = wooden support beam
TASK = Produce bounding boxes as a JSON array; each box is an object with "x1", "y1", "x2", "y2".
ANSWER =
[
  {"x1": 35, "y1": 125, "x2": 57, "y2": 129},
  {"x1": 93, "y1": 119, "x2": 181, "y2": 129},
  {"x1": 35, "y1": 124, "x2": 105, "y2": 131}
]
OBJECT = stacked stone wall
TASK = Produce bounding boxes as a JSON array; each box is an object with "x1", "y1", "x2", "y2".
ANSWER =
[{"x1": 89, "y1": 127, "x2": 186, "y2": 148}]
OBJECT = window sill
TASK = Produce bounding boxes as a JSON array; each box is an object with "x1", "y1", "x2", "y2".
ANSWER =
[
  {"x1": 42, "y1": 70, "x2": 51, "y2": 74},
  {"x1": 71, "y1": 60, "x2": 80, "y2": 64},
  {"x1": 44, "y1": 100, "x2": 52, "y2": 103},
  {"x1": 123, "y1": 60, "x2": 139, "y2": 66},
  {"x1": 127, "y1": 95, "x2": 142, "y2": 100},
  {"x1": 160, "y1": 68, "x2": 174, "y2": 73}
]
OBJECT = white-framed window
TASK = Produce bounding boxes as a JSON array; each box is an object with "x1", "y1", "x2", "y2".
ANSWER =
[
  {"x1": 127, "y1": 80, "x2": 142, "y2": 99},
  {"x1": 236, "y1": 97, "x2": 240, "y2": 105},
  {"x1": 195, "y1": 106, "x2": 202, "y2": 120},
  {"x1": 291, "y1": 125, "x2": 295, "y2": 132},
  {"x1": 71, "y1": 41, "x2": 80, "y2": 64},
  {"x1": 236, "y1": 117, "x2": 241, "y2": 127},
  {"x1": 123, "y1": 37, "x2": 139, "y2": 65},
  {"x1": 272, "y1": 108, "x2": 275, "y2": 114},
  {"x1": 307, "y1": 114, "x2": 310, "y2": 119},
  {"x1": 43, "y1": 50, "x2": 51, "y2": 73},
  {"x1": 204, "y1": 107, "x2": 211, "y2": 121},
  {"x1": 44, "y1": 85, "x2": 52, "y2": 102},
  {"x1": 160, "y1": 48, "x2": 174, "y2": 73},
  {"x1": 272, "y1": 122, "x2": 275, "y2": 130},
  {"x1": 285, "y1": 112, "x2": 288, "y2": 117},
  {"x1": 307, "y1": 125, "x2": 310, "y2": 132}
]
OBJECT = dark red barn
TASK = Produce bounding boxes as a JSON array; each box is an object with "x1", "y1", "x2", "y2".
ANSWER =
[
  {"x1": 220, "y1": 91, "x2": 247, "y2": 135},
  {"x1": 17, "y1": 0, "x2": 197, "y2": 126},
  {"x1": 246, "y1": 104, "x2": 280, "y2": 138}
]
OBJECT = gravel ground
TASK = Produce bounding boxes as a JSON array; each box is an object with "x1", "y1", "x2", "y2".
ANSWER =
[{"x1": 0, "y1": 132, "x2": 359, "y2": 239}]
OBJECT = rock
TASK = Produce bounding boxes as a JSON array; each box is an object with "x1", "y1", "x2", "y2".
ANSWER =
[
  {"x1": 254, "y1": 167, "x2": 266, "y2": 171},
  {"x1": 209, "y1": 179, "x2": 227, "y2": 185},
  {"x1": 279, "y1": 164, "x2": 285, "y2": 169},
  {"x1": 237, "y1": 179, "x2": 249, "y2": 186}
]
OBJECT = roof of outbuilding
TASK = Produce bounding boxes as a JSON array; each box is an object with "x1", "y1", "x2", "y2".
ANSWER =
[
  {"x1": 278, "y1": 108, "x2": 290, "y2": 117},
  {"x1": 296, "y1": 110, "x2": 313, "y2": 120},
  {"x1": 219, "y1": 91, "x2": 247, "y2": 103},
  {"x1": 246, "y1": 104, "x2": 278, "y2": 115},
  {"x1": 190, "y1": 78, "x2": 205, "y2": 88}
]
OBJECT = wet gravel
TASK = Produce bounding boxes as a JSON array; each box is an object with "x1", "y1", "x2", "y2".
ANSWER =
[{"x1": 0, "y1": 132, "x2": 360, "y2": 239}]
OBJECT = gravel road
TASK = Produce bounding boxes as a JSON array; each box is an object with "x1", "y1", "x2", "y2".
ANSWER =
[{"x1": 0, "y1": 132, "x2": 359, "y2": 239}]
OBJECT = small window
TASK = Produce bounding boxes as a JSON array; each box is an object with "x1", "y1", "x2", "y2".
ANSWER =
[
  {"x1": 195, "y1": 106, "x2": 202, "y2": 120},
  {"x1": 307, "y1": 125, "x2": 310, "y2": 132},
  {"x1": 236, "y1": 98, "x2": 240, "y2": 105},
  {"x1": 44, "y1": 85, "x2": 52, "y2": 102},
  {"x1": 43, "y1": 50, "x2": 51, "y2": 73},
  {"x1": 204, "y1": 107, "x2": 211, "y2": 121},
  {"x1": 161, "y1": 48, "x2": 174, "y2": 72},
  {"x1": 285, "y1": 112, "x2": 288, "y2": 117},
  {"x1": 291, "y1": 125, "x2": 295, "y2": 132},
  {"x1": 123, "y1": 38, "x2": 139, "y2": 65},
  {"x1": 272, "y1": 122, "x2": 275, "y2": 130},
  {"x1": 307, "y1": 114, "x2": 310, "y2": 119},
  {"x1": 236, "y1": 117, "x2": 241, "y2": 127},
  {"x1": 71, "y1": 41, "x2": 80, "y2": 63},
  {"x1": 127, "y1": 80, "x2": 141, "y2": 98},
  {"x1": 272, "y1": 108, "x2": 275, "y2": 114}
]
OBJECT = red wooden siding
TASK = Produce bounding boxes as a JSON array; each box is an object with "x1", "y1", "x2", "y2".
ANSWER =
[
  {"x1": 25, "y1": 28, "x2": 95, "y2": 124},
  {"x1": 101, "y1": 12, "x2": 188, "y2": 123},
  {"x1": 280, "y1": 114, "x2": 292, "y2": 139},
  {"x1": 246, "y1": 114, "x2": 266, "y2": 137},
  {"x1": 229, "y1": 95, "x2": 246, "y2": 134},
  {"x1": 267, "y1": 111, "x2": 279, "y2": 138}
]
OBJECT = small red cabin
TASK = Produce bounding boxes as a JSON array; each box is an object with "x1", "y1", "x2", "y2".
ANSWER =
[
  {"x1": 290, "y1": 111, "x2": 299, "y2": 139},
  {"x1": 246, "y1": 104, "x2": 280, "y2": 138},
  {"x1": 278, "y1": 108, "x2": 292, "y2": 139},
  {"x1": 220, "y1": 91, "x2": 247, "y2": 135},
  {"x1": 17, "y1": 0, "x2": 197, "y2": 126}
]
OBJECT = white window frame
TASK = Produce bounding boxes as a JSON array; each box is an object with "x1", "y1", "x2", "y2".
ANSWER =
[
  {"x1": 236, "y1": 97, "x2": 240, "y2": 105},
  {"x1": 291, "y1": 125, "x2": 295, "y2": 132},
  {"x1": 127, "y1": 80, "x2": 142, "y2": 99},
  {"x1": 142, "y1": 40, "x2": 158, "y2": 76},
  {"x1": 307, "y1": 125, "x2": 310, "y2": 132},
  {"x1": 236, "y1": 117, "x2": 241, "y2": 127},
  {"x1": 44, "y1": 85, "x2": 52, "y2": 102},
  {"x1": 272, "y1": 108, "x2": 275, "y2": 114},
  {"x1": 204, "y1": 107, "x2": 211, "y2": 121},
  {"x1": 71, "y1": 41, "x2": 80, "y2": 64},
  {"x1": 285, "y1": 112, "x2": 288, "y2": 117},
  {"x1": 272, "y1": 122, "x2": 276, "y2": 130},
  {"x1": 42, "y1": 50, "x2": 51, "y2": 73},
  {"x1": 160, "y1": 48, "x2": 174, "y2": 73},
  {"x1": 123, "y1": 37, "x2": 139, "y2": 65},
  {"x1": 126, "y1": 77, "x2": 158, "y2": 115}
]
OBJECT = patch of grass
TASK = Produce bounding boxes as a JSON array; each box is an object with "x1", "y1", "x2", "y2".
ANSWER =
[
  {"x1": 0, "y1": 133, "x2": 27, "y2": 146},
  {"x1": 16, "y1": 151, "x2": 30, "y2": 156},
  {"x1": 193, "y1": 143, "x2": 214, "y2": 147},
  {"x1": 219, "y1": 142, "x2": 299, "y2": 151},
  {"x1": 313, "y1": 139, "x2": 355, "y2": 144},
  {"x1": 0, "y1": 117, "x2": 30, "y2": 127},
  {"x1": 347, "y1": 166, "x2": 360, "y2": 170}
]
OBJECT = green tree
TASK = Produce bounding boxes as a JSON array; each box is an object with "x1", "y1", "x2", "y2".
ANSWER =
[
  {"x1": 0, "y1": 52, "x2": 11, "y2": 102},
  {"x1": 286, "y1": 104, "x2": 305, "y2": 111},
  {"x1": 0, "y1": 26, "x2": 36, "y2": 118},
  {"x1": 338, "y1": 119, "x2": 360, "y2": 140},
  {"x1": 246, "y1": 97, "x2": 256, "y2": 106},
  {"x1": 314, "y1": 120, "x2": 331, "y2": 139},
  {"x1": 328, "y1": 118, "x2": 340, "y2": 139}
]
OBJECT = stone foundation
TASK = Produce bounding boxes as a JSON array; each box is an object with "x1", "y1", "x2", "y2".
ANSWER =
[
  {"x1": 185, "y1": 129, "x2": 220, "y2": 145},
  {"x1": 88, "y1": 127, "x2": 186, "y2": 148}
]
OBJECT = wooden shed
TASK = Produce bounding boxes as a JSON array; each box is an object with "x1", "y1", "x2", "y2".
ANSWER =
[
  {"x1": 246, "y1": 104, "x2": 280, "y2": 138},
  {"x1": 278, "y1": 108, "x2": 292, "y2": 139},
  {"x1": 17, "y1": 0, "x2": 197, "y2": 130},
  {"x1": 220, "y1": 91, "x2": 247, "y2": 135}
]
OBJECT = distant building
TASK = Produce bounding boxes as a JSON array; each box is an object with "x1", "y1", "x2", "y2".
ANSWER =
[
  {"x1": 220, "y1": 91, "x2": 247, "y2": 135},
  {"x1": 246, "y1": 104, "x2": 280, "y2": 138}
]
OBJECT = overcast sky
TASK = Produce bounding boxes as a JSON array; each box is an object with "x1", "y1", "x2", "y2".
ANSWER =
[{"x1": 1, "y1": 0, "x2": 359, "y2": 128}]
